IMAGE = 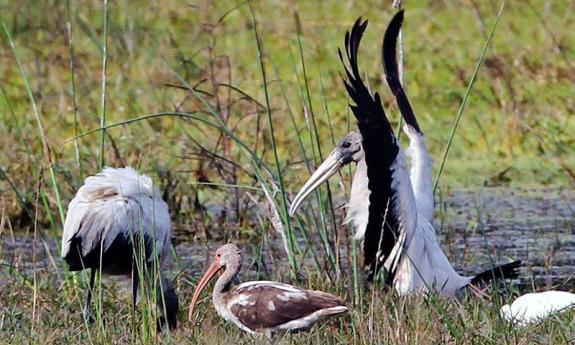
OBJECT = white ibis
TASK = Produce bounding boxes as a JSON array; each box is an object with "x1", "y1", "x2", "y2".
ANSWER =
[
  {"x1": 289, "y1": 11, "x2": 520, "y2": 296},
  {"x1": 61, "y1": 167, "x2": 178, "y2": 329},
  {"x1": 501, "y1": 291, "x2": 575, "y2": 326},
  {"x1": 188, "y1": 244, "x2": 348, "y2": 339}
]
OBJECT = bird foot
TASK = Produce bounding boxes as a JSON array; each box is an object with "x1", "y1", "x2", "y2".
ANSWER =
[
  {"x1": 83, "y1": 307, "x2": 95, "y2": 324},
  {"x1": 157, "y1": 317, "x2": 167, "y2": 332}
]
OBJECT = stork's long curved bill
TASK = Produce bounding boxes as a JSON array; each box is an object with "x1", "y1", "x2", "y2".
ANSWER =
[
  {"x1": 289, "y1": 150, "x2": 345, "y2": 217},
  {"x1": 188, "y1": 259, "x2": 223, "y2": 321}
]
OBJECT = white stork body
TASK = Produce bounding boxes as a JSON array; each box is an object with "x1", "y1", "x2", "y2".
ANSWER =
[
  {"x1": 347, "y1": 156, "x2": 470, "y2": 296},
  {"x1": 62, "y1": 167, "x2": 178, "y2": 329},
  {"x1": 501, "y1": 291, "x2": 575, "y2": 326},
  {"x1": 62, "y1": 167, "x2": 171, "y2": 271},
  {"x1": 347, "y1": 135, "x2": 471, "y2": 296},
  {"x1": 404, "y1": 125, "x2": 434, "y2": 223},
  {"x1": 289, "y1": 11, "x2": 520, "y2": 297}
]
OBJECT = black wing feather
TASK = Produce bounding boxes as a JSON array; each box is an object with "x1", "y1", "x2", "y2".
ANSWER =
[
  {"x1": 382, "y1": 10, "x2": 422, "y2": 134},
  {"x1": 339, "y1": 18, "x2": 402, "y2": 281}
]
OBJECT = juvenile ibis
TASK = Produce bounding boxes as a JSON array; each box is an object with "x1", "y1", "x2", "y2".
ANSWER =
[
  {"x1": 188, "y1": 244, "x2": 348, "y2": 339},
  {"x1": 61, "y1": 167, "x2": 178, "y2": 329},
  {"x1": 501, "y1": 291, "x2": 575, "y2": 326},
  {"x1": 289, "y1": 11, "x2": 520, "y2": 296}
]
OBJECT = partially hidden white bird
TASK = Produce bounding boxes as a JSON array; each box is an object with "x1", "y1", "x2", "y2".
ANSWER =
[
  {"x1": 289, "y1": 10, "x2": 521, "y2": 297},
  {"x1": 61, "y1": 167, "x2": 178, "y2": 329},
  {"x1": 501, "y1": 291, "x2": 575, "y2": 326}
]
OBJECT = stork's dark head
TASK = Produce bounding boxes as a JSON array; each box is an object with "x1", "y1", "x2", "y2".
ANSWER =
[
  {"x1": 337, "y1": 131, "x2": 364, "y2": 164},
  {"x1": 289, "y1": 131, "x2": 364, "y2": 216}
]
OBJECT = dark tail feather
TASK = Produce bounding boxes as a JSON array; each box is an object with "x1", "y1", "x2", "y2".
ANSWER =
[{"x1": 469, "y1": 260, "x2": 522, "y2": 286}]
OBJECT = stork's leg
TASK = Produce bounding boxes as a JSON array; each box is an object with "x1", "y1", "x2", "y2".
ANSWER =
[
  {"x1": 156, "y1": 275, "x2": 179, "y2": 331},
  {"x1": 83, "y1": 268, "x2": 96, "y2": 323},
  {"x1": 132, "y1": 271, "x2": 139, "y2": 314},
  {"x1": 131, "y1": 264, "x2": 141, "y2": 331}
]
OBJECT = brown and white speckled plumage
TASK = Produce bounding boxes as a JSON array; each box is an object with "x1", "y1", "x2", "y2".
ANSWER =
[{"x1": 188, "y1": 244, "x2": 347, "y2": 338}]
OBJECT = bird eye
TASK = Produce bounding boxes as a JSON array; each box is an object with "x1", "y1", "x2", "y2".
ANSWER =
[
  {"x1": 216, "y1": 253, "x2": 221, "y2": 257},
  {"x1": 342, "y1": 141, "x2": 351, "y2": 148}
]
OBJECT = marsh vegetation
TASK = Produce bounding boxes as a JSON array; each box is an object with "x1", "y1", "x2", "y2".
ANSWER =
[{"x1": 1, "y1": 1, "x2": 574, "y2": 344}]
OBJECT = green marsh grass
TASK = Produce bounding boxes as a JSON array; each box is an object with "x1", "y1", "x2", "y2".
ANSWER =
[{"x1": 1, "y1": 1, "x2": 574, "y2": 344}]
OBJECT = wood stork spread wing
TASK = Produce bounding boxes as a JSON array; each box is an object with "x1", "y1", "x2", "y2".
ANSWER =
[
  {"x1": 339, "y1": 18, "x2": 418, "y2": 281},
  {"x1": 382, "y1": 11, "x2": 421, "y2": 134},
  {"x1": 382, "y1": 10, "x2": 435, "y2": 223}
]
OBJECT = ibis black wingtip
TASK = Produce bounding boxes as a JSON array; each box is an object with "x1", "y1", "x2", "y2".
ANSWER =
[{"x1": 382, "y1": 10, "x2": 422, "y2": 134}]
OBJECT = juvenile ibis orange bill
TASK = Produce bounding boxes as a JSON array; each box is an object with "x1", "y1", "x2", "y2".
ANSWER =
[{"x1": 188, "y1": 244, "x2": 348, "y2": 339}]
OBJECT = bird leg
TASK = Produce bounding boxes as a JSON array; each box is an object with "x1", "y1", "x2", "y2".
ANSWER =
[
  {"x1": 83, "y1": 268, "x2": 96, "y2": 323},
  {"x1": 156, "y1": 276, "x2": 179, "y2": 331},
  {"x1": 132, "y1": 269, "x2": 139, "y2": 317}
]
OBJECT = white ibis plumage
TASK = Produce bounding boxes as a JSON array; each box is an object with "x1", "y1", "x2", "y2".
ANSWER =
[
  {"x1": 501, "y1": 291, "x2": 575, "y2": 326},
  {"x1": 188, "y1": 244, "x2": 348, "y2": 339},
  {"x1": 61, "y1": 167, "x2": 178, "y2": 329},
  {"x1": 289, "y1": 11, "x2": 521, "y2": 296}
]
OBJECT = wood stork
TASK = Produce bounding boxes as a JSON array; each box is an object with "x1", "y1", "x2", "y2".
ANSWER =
[
  {"x1": 61, "y1": 167, "x2": 178, "y2": 329},
  {"x1": 188, "y1": 244, "x2": 348, "y2": 339},
  {"x1": 289, "y1": 11, "x2": 521, "y2": 296},
  {"x1": 501, "y1": 291, "x2": 575, "y2": 326}
]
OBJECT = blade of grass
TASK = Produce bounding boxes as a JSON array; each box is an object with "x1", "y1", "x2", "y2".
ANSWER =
[
  {"x1": 0, "y1": 167, "x2": 32, "y2": 221},
  {"x1": 166, "y1": 62, "x2": 278, "y2": 179},
  {"x1": 286, "y1": 41, "x2": 324, "y2": 251},
  {"x1": 433, "y1": 3, "x2": 505, "y2": 194},
  {"x1": 98, "y1": 0, "x2": 109, "y2": 169},
  {"x1": 66, "y1": 0, "x2": 83, "y2": 176},
  {"x1": 271, "y1": 57, "x2": 326, "y2": 275},
  {"x1": 295, "y1": 31, "x2": 336, "y2": 271},
  {"x1": 0, "y1": 85, "x2": 34, "y2": 163},
  {"x1": 319, "y1": 72, "x2": 342, "y2": 278},
  {"x1": 249, "y1": 4, "x2": 298, "y2": 276},
  {"x1": 2, "y1": 23, "x2": 66, "y2": 227}
]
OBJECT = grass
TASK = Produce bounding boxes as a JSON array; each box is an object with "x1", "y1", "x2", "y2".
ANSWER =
[
  {"x1": 1, "y1": 264, "x2": 574, "y2": 344},
  {"x1": 0, "y1": 0, "x2": 574, "y2": 344}
]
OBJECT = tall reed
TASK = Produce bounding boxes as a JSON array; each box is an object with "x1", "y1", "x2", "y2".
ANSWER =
[{"x1": 434, "y1": 4, "x2": 505, "y2": 194}]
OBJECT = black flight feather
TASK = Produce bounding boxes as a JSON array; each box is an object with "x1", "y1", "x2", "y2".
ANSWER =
[
  {"x1": 339, "y1": 17, "x2": 403, "y2": 282},
  {"x1": 382, "y1": 10, "x2": 422, "y2": 134},
  {"x1": 469, "y1": 260, "x2": 522, "y2": 286}
]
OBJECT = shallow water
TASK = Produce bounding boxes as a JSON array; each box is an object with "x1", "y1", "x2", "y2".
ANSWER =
[
  {"x1": 2, "y1": 187, "x2": 574, "y2": 289},
  {"x1": 439, "y1": 187, "x2": 575, "y2": 289}
]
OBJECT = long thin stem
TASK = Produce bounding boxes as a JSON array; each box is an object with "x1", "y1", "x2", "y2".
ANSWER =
[
  {"x1": 433, "y1": 4, "x2": 505, "y2": 194},
  {"x1": 67, "y1": 0, "x2": 82, "y2": 176},
  {"x1": 296, "y1": 33, "x2": 336, "y2": 269},
  {"x1": 99, "y1": 0, "x2": 109, "y2": 169},
  {"x1": 0, "y1": 167, "x2": 32, "y2": 220},
  {"x1": 249, "y1": 4, "x2": 298, "y2": 276},
  {"x1": 2, "y1": 23, "x2": 65, "y2": 226}
]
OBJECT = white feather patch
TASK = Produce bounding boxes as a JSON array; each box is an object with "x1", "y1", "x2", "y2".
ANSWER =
[
  {"x1": 61, "y1": 167, "x2": 171, "y2": 262},
  {"x1": 345, "y1": 158, "x2": 370, "y2": 240},
  {"x1": 403, "y1": 125, "x2": 434, "y2": 223}
]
